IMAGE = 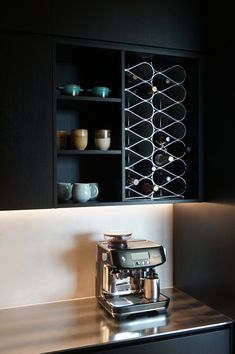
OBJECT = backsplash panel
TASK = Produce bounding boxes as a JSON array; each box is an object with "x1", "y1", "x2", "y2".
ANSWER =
[{"x1": 0, "y1": 204, "x2": 172, "y2": 309}]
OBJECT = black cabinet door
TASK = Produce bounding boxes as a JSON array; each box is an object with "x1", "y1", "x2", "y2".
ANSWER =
[
  {"x1": 0, "y1": 1, "x2": 52, "y2": 34},
  {"x1": 52, "y1": 0, "x2": 205, "y2": 52},
  {"x1": 61, "y1": 329, "x2": 230, "y2": 354},
  {"x1": 0, "y1": 33, "x2": 53, "y2": 210}
]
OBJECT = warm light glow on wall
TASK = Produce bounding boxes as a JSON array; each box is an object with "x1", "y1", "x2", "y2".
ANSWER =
[
  {"x1": 0, "y1": 203, "x2": 173, "y2": 308},
  {"x1": 0, "y1": 203, "x2": 173, "y2": 222}
]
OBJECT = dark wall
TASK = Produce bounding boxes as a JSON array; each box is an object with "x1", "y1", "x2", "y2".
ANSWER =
[
  {"x1": 0, "y1": 0, "x2": 205, "y2": 52},
  {"x1": 0, "y1": 1, "x2": 52, "y2": 34},
  {"x1": 173, "y1": 203, "x2": 235, "y2": 319},
  {"x1": 204, "y1": 2, "x2": 235, "y2": 203},
  {"x1": 52, "y1": 0, "x2": 205, "y2": 52},
  {"x1": 173, "y1": 4, "x2": 235, "y2": 323}
]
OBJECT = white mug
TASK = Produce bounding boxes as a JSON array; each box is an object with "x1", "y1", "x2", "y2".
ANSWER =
[
  {"x1": 72, "y1": 183, "x2": 99, "y2": 202},
  {"x1": 89, "y1": 182, "x2": 99, "y2": 200}
]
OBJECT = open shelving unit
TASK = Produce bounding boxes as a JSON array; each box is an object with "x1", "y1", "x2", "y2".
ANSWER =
[
  {"x1": 54, "y1": 42, "x2": 122, "y2": 206},
  {"x1": 53, "y1": 41, "x2": 202, "y2": 207}
]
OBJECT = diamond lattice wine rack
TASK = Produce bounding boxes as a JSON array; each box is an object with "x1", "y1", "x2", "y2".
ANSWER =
[{"x1": 124, "y1": 52, "x2": 200, "y2": 201}]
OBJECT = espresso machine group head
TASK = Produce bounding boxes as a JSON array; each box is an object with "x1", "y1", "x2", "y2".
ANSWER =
[{"x1": 96, "y1": 232, "x2": 170, "y2": 318}]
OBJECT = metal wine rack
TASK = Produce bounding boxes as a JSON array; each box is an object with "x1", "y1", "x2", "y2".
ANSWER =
[{"x1": 125, "y1": 61, "x2": 187, "y2": 200}]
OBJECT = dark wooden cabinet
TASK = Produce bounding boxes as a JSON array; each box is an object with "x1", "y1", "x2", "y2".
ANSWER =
[
  {"x1": 172, "y1": 2, "x2": 235, "y2": 337},
  {"x1": 0, "y1": 33, "x2": 202, "y2": 209},
  {"x1": 0, "y1": 0, "x2": 205, "y2": 210},
  {"x1": 0, "y1": 33, "x2": 53, "y2": 210},
  {"x1": 52, "y1": 0, "x2": 205, "y2": 52},
  {"x1": 0, "y1": 1, "x2": 205, "y2": 52},
  {"x1": 52, "y1": 328, "x2": 231, "y2": 354},
  {"x1": 0, "y1": 1, "x2": 52, "y2": 34}
]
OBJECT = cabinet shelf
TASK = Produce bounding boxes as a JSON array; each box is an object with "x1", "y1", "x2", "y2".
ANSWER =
[
  {"x1": 57, "y1": 94, "x2": 121, "y2": 103},
  {"x1": 57, "y1": 149, "x2": 122, "y2": 155},
  {"x1": 56, "y1": 200, "x2": 119, "y2": 207}
]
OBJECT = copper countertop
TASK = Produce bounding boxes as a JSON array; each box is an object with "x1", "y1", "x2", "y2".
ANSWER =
[{"x1": 0, "y1": 288, "x2": 232, "y2": 354}]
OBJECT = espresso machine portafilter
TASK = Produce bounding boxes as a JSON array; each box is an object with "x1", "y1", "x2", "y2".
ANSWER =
[{"x1": 95, "y1": 232, "x2": 170, "y2": 318}]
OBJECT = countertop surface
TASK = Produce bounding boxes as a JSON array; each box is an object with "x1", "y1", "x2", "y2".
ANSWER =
[{"x1": 0, "y1": 287, "x2": 232, "y2": 354}]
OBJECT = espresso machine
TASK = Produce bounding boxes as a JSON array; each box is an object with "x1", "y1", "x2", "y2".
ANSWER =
[{"x1": 96, "y1": 232, "x2": 170, "y2": 318}]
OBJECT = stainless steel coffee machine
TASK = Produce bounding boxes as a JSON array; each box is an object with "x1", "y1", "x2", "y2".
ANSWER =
[{"x1": 96, "y1": 232, "x2": 170, "y2": 318}]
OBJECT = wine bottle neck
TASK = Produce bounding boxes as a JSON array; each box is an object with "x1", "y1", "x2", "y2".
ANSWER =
[{"x1": 153, "y1": 185, "x2": 159, "y2": 192}]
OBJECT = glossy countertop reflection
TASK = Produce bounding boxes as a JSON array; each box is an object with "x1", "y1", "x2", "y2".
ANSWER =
[{"x1": 0, "y1": 288, "x2": 232, "y2": 354}]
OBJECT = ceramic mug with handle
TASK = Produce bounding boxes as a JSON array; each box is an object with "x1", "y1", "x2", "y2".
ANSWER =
[
  {"x1": 72, "y1": 183, "x2": 99, "y2": 202},
  {"x1": 57, "y1": 182, "x2": 73, "y2": 201},
  {"x1": 89, "y1": 182, "x2": 99, "y2": 200}
]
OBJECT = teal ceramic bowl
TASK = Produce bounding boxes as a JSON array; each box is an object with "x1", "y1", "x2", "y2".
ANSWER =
[
  {"x1": 87, "y1": 86, "x2": 111, "y2": 98},
  {"x1": 58, "y1": 84, "x2": 83, "y2": 96}
]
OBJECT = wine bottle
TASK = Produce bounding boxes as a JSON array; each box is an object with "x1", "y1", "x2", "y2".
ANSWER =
[
  {"x1": 132, "y1": 83, "x2": 157, "y2": 99},
  {"x1": 127, "y1": 62, "x2": 154, "y2": 81},
  {"x1": 125, "y1": 71, "x2": 139, "y2": 87},
  {"x1": 153, "y1": 170, "x2": 172, "y2": 186},
  {"x1": 153, "y1": 131, "x2": 171, "y2": 148},
  {"x1": 162, "y1": 65, "x2": 186, "y2": 84},
  {"x1": 153, "y1": 151, "x2": 174, "y2": 166},
  {"x1": 126, "y1": 176, "x2": 139, "y2": 186},
  {"x1": 152, "y1": 74, "x2": 171, "y2": 92},
  {"x1": 138, "y1": 179, "x2": 159, "y2": 195}
]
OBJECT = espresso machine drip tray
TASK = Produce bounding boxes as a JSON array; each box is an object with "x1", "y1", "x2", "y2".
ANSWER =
[{"x1": 102, "y1": 293, "x2": 170, "y2": 318}]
